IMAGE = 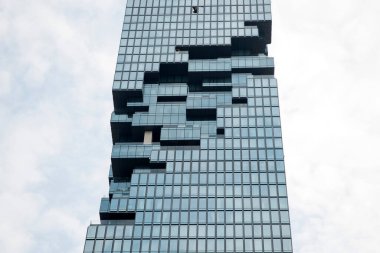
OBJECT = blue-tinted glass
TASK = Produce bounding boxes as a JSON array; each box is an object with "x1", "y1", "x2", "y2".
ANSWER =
[{"x1": 84, "y1": 0, "x2": 293, "y2": 252}]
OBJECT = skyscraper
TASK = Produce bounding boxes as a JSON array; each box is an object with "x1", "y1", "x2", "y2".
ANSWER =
[{"x1": 83, "y1": 0, "x2": 293, "y2": 252}]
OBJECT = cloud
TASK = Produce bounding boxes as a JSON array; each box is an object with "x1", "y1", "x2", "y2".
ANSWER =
[
  {"x1": 1, "y1": 0, "x2": 380, "y2": 252},
  {"x1": 271, "y1": 0, "x2": 380, "y2": 252},
  {"x1": 0, "y1": 0, "x2": 125, "y2": 252}
]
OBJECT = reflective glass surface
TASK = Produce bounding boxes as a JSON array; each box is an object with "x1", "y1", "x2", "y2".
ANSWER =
[{"x1": 84, "y1": 0, "x2": 292, "y2": 252}]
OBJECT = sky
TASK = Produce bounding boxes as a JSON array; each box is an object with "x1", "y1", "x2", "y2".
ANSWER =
[{"x1": 0, "y1": 0, "x2": 379, "y2": 252}]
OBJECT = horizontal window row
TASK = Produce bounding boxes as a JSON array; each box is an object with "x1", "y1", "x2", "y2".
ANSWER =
[
  {"x1": 121, "y1": 31, "x2": 232, "y2": 44},
  {"x1": 158, "y1": 85, "x2": 187, "y2": 96},
  {"x1": 200, "y1": 137, "x2": 283, "y2": 149},
  {"x1": 233, "y1": 87, "x2": 278, "y2": 98},
  {"x1": 217, "y1": 107, "x2": 280, "y2": 118},
  {"x1": 130, "y1": 177, "x2": 287, "y2": 189},
  {"x1": 116, "y1": 54, "x2": 170, "y2": 65},
  {"x1": 130, "y1": 183, "x2": 288, "y2": 196},
  {"x1": 112, "y1": 145, "x2": 153, "y2": 158},
  {"x1": 217, "y1": 117, "x2": 281, "y2": 128},
  {"x1": 135, "y1": 210, "x2": 290, "y2": 224},
  {"x1": 225, "y1": 127, "x2": 283, "y2": 137},
  {"x1": 123, "y1": 24, "x2": 258, "y2": 35},
  {"x1": 148, "y1": 104, "x2": 187, "y2": 114},
  {"x1": 112, "y1": 80, "x2": 143, "y2": 91},
  {"x1": 160, "y1": 160, "x2": 285, "y2": 174},
  {"x1": 108, "y1": 196, "x2": 289, "y2": 212},
  {"x1": 132, "y1": 113, "x2": 186, "y2": 126},
  {"x1": 151, "y1": 148, "x2": 284, "y2": 162},
  {"x1": 119, "y1": 26, "x2": 259, "y2": 38},
  {"x1": 164, "y1": 165, "x2": 283, "y2": 176},
  {"x1": 114, "y1": 114, "x2": 281, "y2": 129},
  {"x1": 218, "y1": 107, "x2": 281, "y2": 118},
  {"x1": 121, "y1": 29, "x2": 258, "y2": 43},
  {"x1": 187, "y1": 95, "x2": 217, "y2": 107},
  {"x1": 118, "y1": 52, "x2": 186, "y2": 62},
  {"x1": 128, "y1": 185, "x2": 288, "y2": 199},
  {"x1": 125, "y1": 3, "x2": 269, "y2": 15},
  {"x1": 85, "y1": 238, "x2": 291, "y2": 253},
  {"x1": 161, "y1": 127, "x2": 201, "y2": 141},
  {"x1": 152, "y1": 145, "x2": 284, "y2": 158},
  {"x1": 131, "y1": 171, "x2": 286, "y2": 186},
  {"x1": 118, "y1": 198, "x2": 289, "y2": 213},
  {"x1": 124, "y1": 9, "x2": 270, "y2": 20},
  {"x1": 125, "y1": 0, "x2": 270, "y2": 8},
  {"x1": 114, "y1": 71, "x2": 144, "y2": 81},
  {"x1": 220, "y1": 118, "x2": 282, "y2": 128},
  {"x1": 87, "y1": 223, "x2": 291, "y2": 240}
]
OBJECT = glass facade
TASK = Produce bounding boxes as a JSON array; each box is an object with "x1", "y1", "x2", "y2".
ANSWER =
[{"x1": 84, "y1": 0, "x2": 292, "y2": 252}]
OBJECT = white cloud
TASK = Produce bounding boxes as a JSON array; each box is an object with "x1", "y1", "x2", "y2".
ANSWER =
[
  {"x1": 0, "y1": 0, "x2": 124, "y2": 252},
  {"x1": 271, "y1": 0, "x2": 380, "y2": 252},
  {"x1": 1, "y1": 0, "x2": 379, "y2": 252},
  {"x1": 0, "y1": 71, "x2": 11, "y2": 97}
]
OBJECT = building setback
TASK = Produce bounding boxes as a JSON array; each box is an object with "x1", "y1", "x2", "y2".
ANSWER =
[{"x1": 83, "y1": 0, "x2": 293, "y2": 252}]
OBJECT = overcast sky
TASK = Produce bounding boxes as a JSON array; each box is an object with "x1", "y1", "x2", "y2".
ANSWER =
[{"x1": 1, "y1": 0, "x2": 379, "y2": 252}]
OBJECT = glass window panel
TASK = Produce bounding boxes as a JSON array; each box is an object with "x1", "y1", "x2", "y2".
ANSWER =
[
  {"x1": 84, "y1": 240, "x2": 94, "y2": 252},
  {"x1": 94, "y1": 240, "x2": 103, "y2": 252},
  {"x1": 226, "y1": 239, "x2": 234, "y2": 252},
  {"x1": 217, "y1": 239, "x2": 224, "y2": 252},
  {"x1": 254, "y1": 239, "x2": 262, "y2": 251},
  {"x1": 103, "y1": 240, "x2": 113, "y2": 251},
  {"x1": 97, "y1": 226, "x2": 105, "y2": 238},
  {"x1": 283, "y1": 239, "x2": 292, "y2": 251},
  {"x1": 264, "y1": 239, "x2": 272, "y2": 251}
]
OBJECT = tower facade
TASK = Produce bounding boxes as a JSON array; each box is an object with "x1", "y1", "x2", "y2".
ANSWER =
[{"x1": 84, "y1": 0, "x2": 292, "y2": 252}]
